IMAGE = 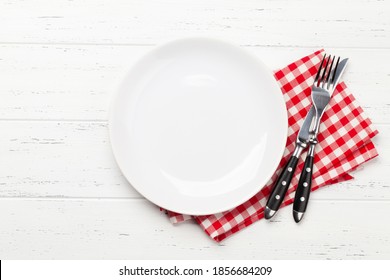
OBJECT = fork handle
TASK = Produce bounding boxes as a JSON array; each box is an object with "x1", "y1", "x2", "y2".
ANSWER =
[
  {"x1": 293, "y1": 143, "x2": 315, "y2": 223},
  {"x1": 265, "y1": 145, "x2": 303, "y2": 219}
]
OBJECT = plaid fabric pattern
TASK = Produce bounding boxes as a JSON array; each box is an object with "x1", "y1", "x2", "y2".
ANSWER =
[{"x1": 165, "y1": 50, "x2": 379, "y2": 242}]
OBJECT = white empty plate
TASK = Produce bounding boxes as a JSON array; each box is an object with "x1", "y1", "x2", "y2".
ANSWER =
[{"x1": 109, "y1": 38, "x2": 287, "y2": 215}]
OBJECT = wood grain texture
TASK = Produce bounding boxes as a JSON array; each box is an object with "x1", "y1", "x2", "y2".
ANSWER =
[
  {"x1": 0, "y1": 45, "x2": 389, "y2": 122},
  {"x1": 0, "y1": 199, "x2": 389, "y2": 259},
  {"x1": 0, "y1": 0, "x2": 389, "y2": 259},
  {"x1": 0, "y1": 121, "x2": 139, "y2": 198},
  {"x1": 0, "y1": 0, "x2": 389, "y2": 47}
]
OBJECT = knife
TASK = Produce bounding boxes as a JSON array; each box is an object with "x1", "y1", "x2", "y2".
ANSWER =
[{"x1": 264, "y1": 101, "x2": 312, "y2": 219}]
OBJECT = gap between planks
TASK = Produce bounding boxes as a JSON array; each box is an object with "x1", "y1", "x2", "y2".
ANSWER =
[
  {"x1": 0, "y1": 197, "x2": 389, "y2": 202},
  {"x1": 0, "y1": 119, "x2": 389, "y2": 126},
  {"x1": 1, "y1": 42, "x2": 390, "y2": 50}
]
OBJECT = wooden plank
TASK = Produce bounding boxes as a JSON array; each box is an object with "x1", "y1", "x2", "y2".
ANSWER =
[
  {"x1": 0, "y1": 198, "x2": 389, "y2": 259},
  {"x1": 0, "y1": 121, "x2": 387, "y2": 200},
  {"x1": 0, "y1": 0, "x2": 389, "y2": 47},
  {"x1": 0, "y1": 45, "x2": 389, "y2": 123},
  {"x1": 0, "y1": 121, "x2": 140, "y2": 198}
]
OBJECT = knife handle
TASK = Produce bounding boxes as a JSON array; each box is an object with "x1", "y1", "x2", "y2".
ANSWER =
[
  {"x1": 265, "y1": 147, "x2": 302, "y2": 219},
  {"x1": 293, "y1": 144, "x2": 315, "y2": 222}
]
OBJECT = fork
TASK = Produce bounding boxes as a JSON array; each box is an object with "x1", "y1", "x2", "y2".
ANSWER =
[{"x1": 293, "y1": 54, "x2": 348, "y2": 222}]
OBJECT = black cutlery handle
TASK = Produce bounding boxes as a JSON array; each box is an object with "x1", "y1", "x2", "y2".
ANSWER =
[
  {"x1": 265, "y1": 151, "x2": 301, "y2": 219},
  {"x1": 293, "y1": 144, "x2": 315, "y2": 222}
]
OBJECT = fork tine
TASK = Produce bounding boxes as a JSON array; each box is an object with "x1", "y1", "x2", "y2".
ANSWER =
[
  {"x1": 315, "y1": 54, "x2": 327, "y2": 83},
  {"x1": 330, "y1": 56, "x2": 341, "y2": 84},
  {"x1": 319, "y1": 55, "x2": 331, "y2": 87}
]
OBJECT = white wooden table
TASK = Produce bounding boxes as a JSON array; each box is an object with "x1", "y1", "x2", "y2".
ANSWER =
[{"x1": 1, "y1": 0, "x2": 389, "y2": 259}]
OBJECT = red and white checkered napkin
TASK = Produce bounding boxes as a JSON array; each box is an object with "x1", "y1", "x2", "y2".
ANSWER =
[{"x1": 165, "y1": 50, "x2": 379, "y2": 242}]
